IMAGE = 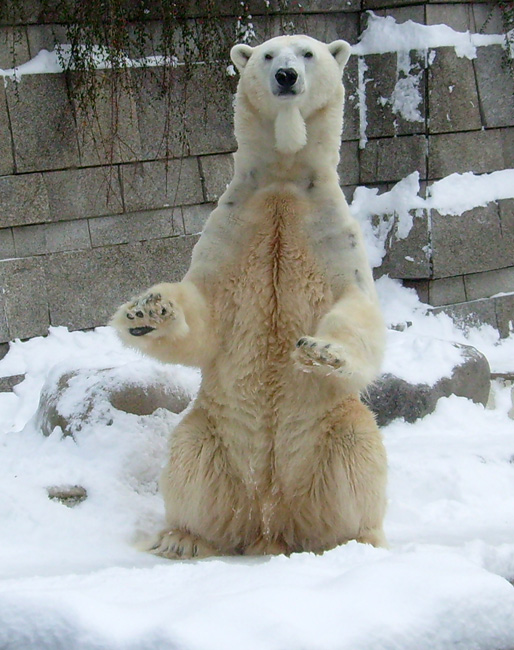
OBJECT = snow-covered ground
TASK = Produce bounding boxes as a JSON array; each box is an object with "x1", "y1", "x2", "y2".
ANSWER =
[{"x1": 0, "y1": 271, "x2": 514, "y2": 649}]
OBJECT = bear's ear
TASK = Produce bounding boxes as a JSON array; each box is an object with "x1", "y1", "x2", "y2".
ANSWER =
[
  {"x1": 328, "y1": 40, "x2": 351, "y2": 71},
  {"x1": 230, "y1": 44, "x2": 254, "y2": 72}
]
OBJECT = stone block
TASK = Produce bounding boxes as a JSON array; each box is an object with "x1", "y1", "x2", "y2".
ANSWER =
[
  {"x1": 464, "y1": 266, "x2": 514, "y2": 301},
  {"x1": 428, "y1": 47, "x2": 481, "y2": 134},
  {"x1": 431, "y1": 203, "x2": 504, "y2": 278},
  {"x1": 499, "y1": 199, "x2": 514, "y2": 266},
  {"x1": 43, "y1": 167, "x2": 124, "y2": 222},
  {"x1": 182, "y1": 203, "x2": 214, "y2": 235},
  {"x1": 200, "y1": 153, "x2": 234, "y2": 202},
  {"x1": 472, "y1": 4, "x2": 504, "y2": 34},
  {"x1": 0, "y1": 83, "x2": 14, "y2": 176},
  {"x1": 0, "y1": 374, "x2": 24, "y2": 392},
  {"x1": 377, "y1": 208, "x2": 431, "y2": 279},
  {"x1": 0, "y1": 228, "x2": 15, "y2": 259},
  {"x1": 361, "y1": 50, "x2": 426, "y2": 140},
  {"x1": 428, "y1": 129, "x2": 507, "y2": 179},
  {"x1": 343, "y1": 55, "x2": 360, "y2": 143},
  {"x1": 5, "y1": 73, "x2": 80, "y2": 172},
  {"x1": 403, "y1": 279, "x2": 430, "y2": 303},
  {"x1": 13, "y1": 220, "x2": 91, "y2": 257},
  {"x1": 26, "y1": 23, "x2": 67, "y2": 58},
  {"x1": 432, "y1": 297, "x2": 499, "y2": 332},
  {"x1": 0, "y1": 172, "x2": 50, "y2": 228},
  {"x1": 429, "y1": 275, "x2": 466, "y2": 306},
  {"x1": 338, "y1": 140, "x2": 359, "y2": 186},
  {"x1": 426, "y1": 3, "x2": 474, "y2": 31},
  {"x1": 122, "y1": 158, "x2": 203, "y2": 213},
  {"x1": 374, "y1": 5, "x2": 426, "y2": 23},
  {"x1": 0, "y1": 257, "x2": 50, "y2": 342},
  {"x1": 43, "y1": 235, "x2": 199, "y2": 331},
  {"x1": 496, "y1": 294, "x2": 514, "y2": 338},
  {"x1": 363, "y1": 0, "x2": 421, "y2": 8},
  {"x1": 73, "y1": 71, "x2": 142, "y2": 167},
  {"x1": 0, "y1": 26, "x2": 30, "y2": 69},
  {"x1": 291, "y1": 10, "x2": 360, "y2": 43},
  {"x1": 360, "y1": 134, "x2": 427, "y2": 183},
  {"x1": 89, "y1": 208, "x2": 183, "y2": 248},
  {"x1": 474, "y1": 45, "x2": 514, "y2": 129}
]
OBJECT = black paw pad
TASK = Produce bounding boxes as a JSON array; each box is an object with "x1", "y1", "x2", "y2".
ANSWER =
[
  {"x1": 296, "y1": 338, "x2": 308, "y2": 347},
  {"x1": 129, "y1": 326, "x2": 155, "y2": 337}
]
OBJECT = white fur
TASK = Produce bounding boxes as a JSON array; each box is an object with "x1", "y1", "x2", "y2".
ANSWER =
[{"x1": 111, "y1": 35, "x2": 387, "y2": 559}]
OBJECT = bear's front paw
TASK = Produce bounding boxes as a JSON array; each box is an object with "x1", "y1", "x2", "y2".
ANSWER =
[
  {"x1": 293, "y1": 336, "x2": 348, "y2": 376},
  {"x1": 124, "y1": 292, "x2": 176, "y2": 336}
]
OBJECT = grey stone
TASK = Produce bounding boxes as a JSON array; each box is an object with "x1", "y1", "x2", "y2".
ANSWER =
[
  {"x1": 5, "y1": 73, "x2": 80, "y2": 172},
  {"x1": 0, "y1": 26, "x2": 30, "y2": 69},
  {"x1": 26, "y1": 23, "x2": 67, "y2": 57},
  {"x1": 0, "y1": 257, "x2": 49, "y2": 342},
  {"x1": 377, "y1": 208, "x2": 431, "y2": 279},
  {"x1": 474, "y1": 45, "x2": 514, "y2": 129},
  {"x1": 0, "y1": 84, "x2": 14, "y2": 176},
  {"x1": 496, "y1": 294, "x2": 514, "y2": 338},
  {"x1": 361, "y1": 50, "x2": 426, "y2": 139},
  {"x1": 428, "y1": 47, "x2": 481, "y2": 134},
  {"x1": 363, "y1": 0, "x2": 422, "y2": 8},
  {"x1": 89, "y1": 208, "x2": 183, "y2": 248},
  {"x1": 464, "y1": 266, "x2": 514, "y2": 301},
  {"x1": 47, "y1": 485, "x2": 88, "y2": 507},
  {"x1": 426, "y1": 3, "x2": 474, "y2": 31},
  {"x1": 431, "y1": 203, "x2": 505, "y2": 278},
  {"x1": 360, "y1": 134, "x2": 427, "y2": 183},
  {"x1": 289, "y1": 10, "x2": 360, "y2": 43},
  {"x1": 379, "y1": 5, "x2": 426, "y2": 24},
  {"x1": 428, "y1": 129, "x2": 508, "y2": 179},
  {"x1": 73, "y1": 71, "x2": 142, "y2": 167},
  {"x1": 429, "y1": 275, "x2": 466, "y2": 306},
  {"x1": 36, "y1": 363, "x2": 192, "y2": 437},
  {"x1": 43, "y1": 235, "x2": 199, "y2": 332},
  {"x1": 365, "y1": 343, "x2": 491, "y2": 426},
  {"x1": 13, "y1": 220, "x2": 91, "y2": 257},
  {"x1": 182, "y1": 203, "x2": 214, "y2": 235},
  {"x1": 338, "y1": 140, "x2": 360, "y2": 186},
  {"x1": 200, "y1": 153, "x2": 234, "y2": 202},
  {"x1": 0, "y1": 374, "x2": 24, "y2": 392},
  {"x1": 0, "y1": 172, "x2": 50, "y2": 228},
  {"x1": 499, "y1": 199, "x2": 514, "y2": 266},
  {"x1": 44, "y1": 167, "x2": 124, "y2": 222},
  {"x1": 0, "y1": 343, "x2": 8, "y2": 360},
  {"x1": 403, "y1": 279, "x2": 430, "y2": 304},
  {"x1": 122, "y1": 158, "x2": 203, "y2": 213},
  {"x1": 431, "y1": 298, "x2": 499, "y2": 332},
  {"x1": 472, "y1": 4, "x2": 504, "y2": 34},
  {"x1": 0, "y1": 228, "x2": 15, "y2": 259},
  {"x1": 342, "y1": 55, "x2": 360, "y2": 143}
]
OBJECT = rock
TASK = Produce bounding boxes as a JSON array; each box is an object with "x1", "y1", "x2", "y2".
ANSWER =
[
  {"x1": 47, "y1": 485, "x2": 88, "y2": 507},
  {"x1": 35, "y1": 362, "x2": 194, "y2": 437},
  {"x1": 365, "y1": 343, "x2": 491, "y2": 427},
  {"x1": 0, "y1": 374, "x2": 24, "y2": 392}
]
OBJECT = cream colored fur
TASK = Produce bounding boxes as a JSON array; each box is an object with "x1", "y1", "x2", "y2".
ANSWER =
[{"x1": 111, "y1": 35, "x2": 388, "y2": 558}]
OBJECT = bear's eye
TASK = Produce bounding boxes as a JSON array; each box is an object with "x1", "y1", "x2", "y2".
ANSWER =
[
  {"x1": 264, "y1": 53, "x2": 273, "y2": 60},
  {"x1": 304, "y1": 51, "x2": 313, "y2": 59}
]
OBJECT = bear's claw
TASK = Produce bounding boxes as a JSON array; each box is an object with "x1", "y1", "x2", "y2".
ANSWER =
[{"x1": 293, "y1": 335, "x2": 347, "y2": 375}]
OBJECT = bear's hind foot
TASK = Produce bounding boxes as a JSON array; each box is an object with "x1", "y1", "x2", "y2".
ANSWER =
[{"x1": 145, "y1": 529, "x2": 221, "y2": 560}]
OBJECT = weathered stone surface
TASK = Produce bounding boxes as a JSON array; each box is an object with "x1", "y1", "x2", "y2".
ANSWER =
[
  {"x1": 5, "y1": 73, "x2": 80, "y2": 172},
  {"x1": 428, "y1": 129, "x2": 510, "y2": 179},
  {"x1": 0, "y1": 84, "x2": 14, "y2": 176},
  {"x1": 403, "y1": 279, "x2": 430, "y2": 304},
  {"x1": 378, "y1": 208, "x2": 431, "y2": 279},
  {"x1": 426, "y1": 3, "x2": 474, "y2": 31},
  {"x1": 474, "y1": 45, "x2": 514, "y2": 129},
  {"x1": 13, "y1": 220, "x2": 91, "y2": 257},
  {"x1": 377, "y1": 5, "x2": 426, "y2": 24},
  {"x1": 36, "y1": 363, "x2": 193, "y2": 437},
  {"x1": 362, "y1": 49, "x2": 426, "y2": 139},
  {"x1": 496, "y1": 294, "x2": 514, "y2": 338},
  {"x1": 360, "y1": 134, "x2": 427, "y2": 183},
  {"x1": 342, "y1": 55, "x2": 360, "y2": 143},
  {"x1": 0, "y1": 257, "x2": 49, "y2": 341},
  {"x1": 47, "y1": 485, "x2": 88, "y2": 507},
  {"x1": 464, "y1": 266, "x2": 514, "y2": 301},
  {"x1": 200, "y1": 153, "x2": 234, "y2": 202},
  {"x1": 44, "y1": 167, "x2": 124, "y2": 222},
  {"x1": 0, "y1": 374, "x2": 24, "y2": 392},
  {"x1": 431, "y1": 203, "x2": 505, "y2": 278},
  {"x1": 338, "y1": 140, "x2": 360, "y2": 186},
  {"x1": 0, "y1": 26, "x2": 30, "y2": 69},
  {"x1": 363, "y1": 0, "x2": 422, "y2": 9},
  {"x1": 73, "y1": 71, "x2": 142, "y2": 167},
  {"x1": 43, "y1": 235, "x2": 199, "y2": 332},
  {"x1": 122, "y1": 158, "x2": 203, "y2": 213},
  {"x1": 182, "y1": 203, "x2": 214, "y2": 235},
  {"x1": 431, "y1": 298, "x2": 499, "y2": 332},
  {"x1": 472, "y1": 3, "x2": 504, "y2": 34},
  {"x1": 428, "y1": 47, "x2": 481, "y2": 134},
  {"x1": 89, "y1": 208, "x2": 183, "y2": 248},
  {"x1": 429, "y1": 275, "x2": 466, "y2": 306},
  {"x1": 365, "y1": 343, "x2": 491, "y2": 426},
  {"x1": 0, "y1": 172, "x2": 50, "y2": 228},
  {"x1": 0, "y1": 228, "x2": 15, "y2": 259},
  {"x1": 26, "y1": 23, "x2": 67, "y2": 55}
]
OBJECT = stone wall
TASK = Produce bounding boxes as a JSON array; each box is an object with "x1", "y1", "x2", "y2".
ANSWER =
[{"x1": 0, "y1": 0, "x2": 513, "y2": 348}]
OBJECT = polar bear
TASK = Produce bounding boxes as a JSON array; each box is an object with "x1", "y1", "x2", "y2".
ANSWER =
[{"x1": 111, "y1": 35, "x2": 388, "y2": 558}]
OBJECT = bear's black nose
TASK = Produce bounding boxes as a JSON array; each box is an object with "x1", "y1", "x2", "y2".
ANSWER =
[{"x1": 275, "y1": 67, "x2": 298, "y2": 89}]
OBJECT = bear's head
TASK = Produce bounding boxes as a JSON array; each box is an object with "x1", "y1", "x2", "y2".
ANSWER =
[{"x1": 230, "y1": 35, "x2": 351, "y2": 154}]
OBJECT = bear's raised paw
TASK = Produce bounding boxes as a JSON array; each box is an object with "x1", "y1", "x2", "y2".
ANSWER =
[
  {"x1": 124, "y1": 292, "x2": 175, "y2": 336},
  {"x1": 293, "y1": 336, "x2": 349, "y2": 376}
]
